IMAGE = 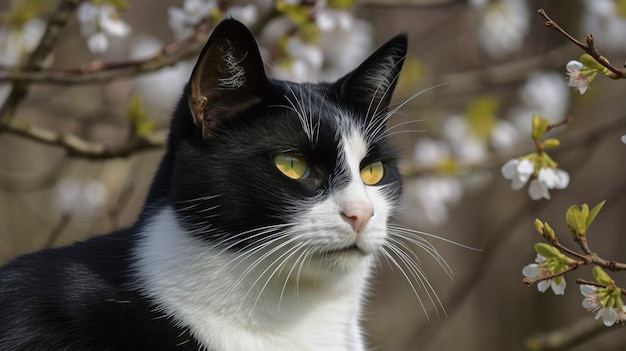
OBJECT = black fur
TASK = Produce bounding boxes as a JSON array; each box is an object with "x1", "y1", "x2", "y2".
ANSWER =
[{"x1": 0, "y1": 19, "x2": 407, "y2": 350}]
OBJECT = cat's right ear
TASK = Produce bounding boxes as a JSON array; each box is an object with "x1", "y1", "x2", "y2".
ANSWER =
[
  {"x1": 188, "y1": 19, "x2": 267, "y2": 139},
  {"x1": 334, "y1": 33, "x2": 407, "y2": 119}
]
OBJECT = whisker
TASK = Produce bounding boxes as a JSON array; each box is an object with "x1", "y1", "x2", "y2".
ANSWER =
[
  {"x1": 379, "y1": 248, "x2": 431, "y2": 321},
  {"x1": 388, "y1": 229, "x2": 454, "y2": 278},
  {"x1": 277, "y1": 242, "x2": 312, "y2": 316},
  {"x1": 387, "y1": 241, "x2": 446, "y2": 317},
  {"x1": 389, "y1": 225, "x2": 481, "y2": 251}
]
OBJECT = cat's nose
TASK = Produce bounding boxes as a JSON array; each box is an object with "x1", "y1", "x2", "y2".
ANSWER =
[{"x1": 341, "y1": 203, "x2": 374, "y2": 234}]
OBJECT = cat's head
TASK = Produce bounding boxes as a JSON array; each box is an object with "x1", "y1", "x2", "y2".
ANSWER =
[{"x1": 163, "y1": 19, "x2": 406, "y2": 273}]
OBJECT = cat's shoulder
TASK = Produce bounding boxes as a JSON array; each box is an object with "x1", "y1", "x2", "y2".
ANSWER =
[{"x1": 0, "y1": 228, "x2": 204, "y2": 350}]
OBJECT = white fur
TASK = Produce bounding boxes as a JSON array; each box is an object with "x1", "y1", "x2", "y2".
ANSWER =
[
  {"x1": 132, "y1": 130, "x2": 394, "y2": 351},
  {"x1": 218, "y1": 41, "x2": 246, "y2": 90}
]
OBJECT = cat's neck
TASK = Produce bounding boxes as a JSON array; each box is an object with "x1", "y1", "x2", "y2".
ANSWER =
[{"x1": 132, "y1": 206, "x2": 370, "y2": 351}]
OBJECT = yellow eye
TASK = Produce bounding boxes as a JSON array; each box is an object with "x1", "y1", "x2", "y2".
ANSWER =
[
  {"x1": 360, "y1": 161, "x2": 384, "y2": 185},
  {"x1": 274, "y1": 153, "x2": 310, "y2": 180}
]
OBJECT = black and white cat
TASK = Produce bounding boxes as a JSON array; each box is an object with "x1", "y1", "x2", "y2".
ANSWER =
[{"x1": 0, "y1": 19, "x2": 407, "y2": 350}]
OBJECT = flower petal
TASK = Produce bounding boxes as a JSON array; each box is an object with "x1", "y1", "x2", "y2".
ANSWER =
[
  {"x1": 517, "y1": 159, "x2": 534, "y2": 177},
  {"x1": 551, "y1": 278, "x2": 566, "y2": 295},
  {"x1": 583, "y1": 297, "x2": 597, "y2": 310},
  {"x1": 529, "y1": 179, "x2": 550, "y2": 200},
  {"x1": 554, "y1": 168, "x2": 570, "y2": 189},
  {"x1": 566, "y1": 60, "x2": 583, "y2": 73},
  {"x1": 538, "y1": 167, "x2": 557, "y2": 189},
  {"x1": 501, "y1": 159, "x2": 519, "y2": 179},
  {"x1": 580, "y1": 284, "x2": 596, "y2": 297},
  {"x1": 522, "y1": 264, "x2": 541, "y2": 279},
  {"x1": 537, "y1": 280, "x2": 551, "y2": 293},
  {"x1": 602, "y1": 308, "x2": 618, "y2": 327}
]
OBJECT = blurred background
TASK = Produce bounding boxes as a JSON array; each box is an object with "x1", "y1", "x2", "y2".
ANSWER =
[{"x1": 1, "y1": 0, "x2": 626, "y2": 350}]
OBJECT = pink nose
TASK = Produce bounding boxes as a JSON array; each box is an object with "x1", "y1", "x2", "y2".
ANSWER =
[{"x1": 341, "y1": 204, "x2": 374, "y2": 233}]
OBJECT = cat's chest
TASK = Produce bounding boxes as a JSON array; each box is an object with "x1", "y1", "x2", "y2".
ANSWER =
[
  {"x1": 197, "y1": 295, "x2": 365, "y2": 351},
  {"x1": 133, "y1": 207, "x2": 370, "y2": 351}
]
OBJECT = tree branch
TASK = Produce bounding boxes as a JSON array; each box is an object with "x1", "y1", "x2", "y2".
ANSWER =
[
  {"x1": 4, "y1": 119, "x2": 166, "y2": 159},
  {"x1": 0, "y1": 20, "x2": 213, "y2": 85},
  {"x1": 0, "y1": 0, "x2": 85, "y2": 127},
  {"x1": 525, "y1": 317, "x2": 612, "y2": 351},
  {"x1": 538, "y1": 8, "x2": 626, "y2": 79}
]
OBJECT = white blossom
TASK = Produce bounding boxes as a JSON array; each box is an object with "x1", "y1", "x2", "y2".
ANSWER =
[
  {"x1": 580, "y1": 285, "x2": 626, "y2": 327},
  {"x1": 54, "y1": 178, "x2": 109, "y2": 216},
  {"x1": 266, "y1": 7, "x2": 372, "y2": 82},
  {"x1": 413, "y1": 137, "x2": 450, "y2": 168},
  {"x1": 501, "y1": 158, "x2": 534, "y2": 190},
  {"x1": 582, "y1": 0, "x2": 626, "y2": 51},
  {"x1": 410, "y1": 176, "x2": 463, "y2": 226},
  {"x1": 528, "y1": 167, "x2": 570, "y2": 200},
  {"x1": 471, "y1": 0, "x2": 530, "y2": 58},
  {"x1": 621, "y1": 134, "x2": 626, "y2": 144},
  {"x1": 77, "y1": 3, "x2": 131, "y2": 53},
  {"x1": 0, "y1": 18, "x2": 46, "y2": 66},
  {"x1": 566, "y1": 60, "x2": 591, "y2": 95},
  {"x1": 227, "y1": 4, "x2": 259, "y2": 26},
  {"x1": 512, "y1": 72, "x2": 570, "y2": 134},
  {"x1": 522, "y1": 254, "x2": 566, "y2": 295},
  {"x1": 168, "y1": 0, "x2": 217, "y2": 39}
]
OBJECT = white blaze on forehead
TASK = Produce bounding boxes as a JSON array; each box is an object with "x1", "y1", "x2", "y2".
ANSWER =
[
  {"x1": 341, "y1": 128, "x2": 369, "y2": 177},
  {"x1": 336, "y1": 128, "x2": 374, "y2": 222}
]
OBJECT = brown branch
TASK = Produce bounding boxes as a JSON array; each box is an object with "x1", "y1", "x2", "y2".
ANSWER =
[
  {"x1": 538, "y1": 8, "x2": 626, "y2": 79},
  {"x1": 522, "y1": 263, "x2": 582, "y2": 286},
  {"x1": 0, "y1": 21, "x2": 213, "y2": 85},
  {"x1": 525, "y1": 317, "x2": 612, "y2": 351},
  {"x1": 576, "y1": 279, "x2": 626, "y2": 296},
  {"x1": 0, "y1": 0, "x2": 85, "y2": 127},
  {"x1": 43, "y1": 214, "x2": 71, "y2": 249},
  {"x1": 4, "y1": 119, "x2": 166, "y2": 159}
]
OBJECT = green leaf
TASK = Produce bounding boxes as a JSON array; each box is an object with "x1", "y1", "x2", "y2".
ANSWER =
[
  {"x1": 579, "y1": 53, "x2": 610, "y2": 77},
  {"x1": 328, "y1": 0, "x2": 357, "y2": 9},
  {"x1": 531, "y1": 115, "x2": 549, "y2": 141},
  {"x1": 542, "y1": 138, "x2": 560, "y2": 149},
  {"x1": 565, "y1": 205, "x2": 586, "y2": 239},
  {"x1": 616, "y1": 0, "x2": 626, "y2": 18},
  {"x1": 586, "y1": 200, "x2": 606, "y2": 228},
  {"x1": 128, "y1": 95, "x2": 155, "y2": 138},
  {"x1": 465, "y1": 96, "x2": 498, "y2": 140},
  {"x1": 542, "y1": 222, "x2": 556, "y2": 242},
  {"x1": 93, "y1": 0, "x2": 129, "y2": 10},
  {"x1": 593, "y1": 266, "x2": 615, "y2": 287},
  {"x1": 276, "y1": 1, "x2": 310, "y2": 24},
  {"x1": 534, "y1": 243, "x2": 562, "y2": 260},
  {"x1": 533, "y1": 218, "x2": 544, "y2": 235}
]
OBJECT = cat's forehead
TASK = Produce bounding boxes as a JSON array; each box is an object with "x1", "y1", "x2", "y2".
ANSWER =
[{"x1": 274, "y1": 81, "x2": 370, "y2": 145}]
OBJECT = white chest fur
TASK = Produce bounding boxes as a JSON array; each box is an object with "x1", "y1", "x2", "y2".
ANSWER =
[{"x1": 133, "y1": 207, "x2": 372, "y2": 351}]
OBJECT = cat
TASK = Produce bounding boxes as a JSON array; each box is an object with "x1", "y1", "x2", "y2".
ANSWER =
[{"x1": 0, "y1": 18, "x2": 407, "y2": 351}]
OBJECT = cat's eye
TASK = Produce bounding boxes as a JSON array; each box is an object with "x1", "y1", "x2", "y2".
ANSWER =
[
  {"x1": 360, "y1": 161, "x2": 384, "y2": 186},
  {"x1": 274, "y1": 153, "x2": 310, "y2": 180}
]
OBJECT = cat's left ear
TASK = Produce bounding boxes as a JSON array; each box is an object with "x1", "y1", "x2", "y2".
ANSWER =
[
  {"x1": 335, "y1": 33, "x2": 407, "y2": 117},
  {"x1": 188, "y1": 19, "x2": 268, "y2": 139}
]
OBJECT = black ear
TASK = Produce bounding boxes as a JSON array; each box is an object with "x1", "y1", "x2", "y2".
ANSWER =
[
  {"x1": 335, "y1": 34, "x2": 407, "y2": 116},
  {"x1": 188, "y1": 19, "x2": 267, "y2": 139}
]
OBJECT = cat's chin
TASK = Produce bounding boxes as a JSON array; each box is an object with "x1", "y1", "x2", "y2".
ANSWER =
[
  {"x1": 303, "y1": 244, "x2": 377, "y2": 276},
  {"x1": 322, "y1": 244, "x2": 368, "y2": 257}
]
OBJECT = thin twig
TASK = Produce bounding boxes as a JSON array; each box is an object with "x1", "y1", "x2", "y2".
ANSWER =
[
  {"x1": 0, "y1": 0, "x2": 85, "y2": 127},
  {"x1": 0, "y1": 21, "x2": 213, "y2": 85},
  {"x1": 43, "y1": 214, "x2": 71, "y2": 248},
  {"x1": 4, "y1": 119, "x2": 166, "y2": 159},
  {"x1": 525, "y1": 317, "x2": 611, "y2": 351},
  {"x1": 522, "y1": 263, "x2": 582, "y2": 285},
  {"x1": 538, "y1": 8, "x2": 626, "y2": 79}
]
